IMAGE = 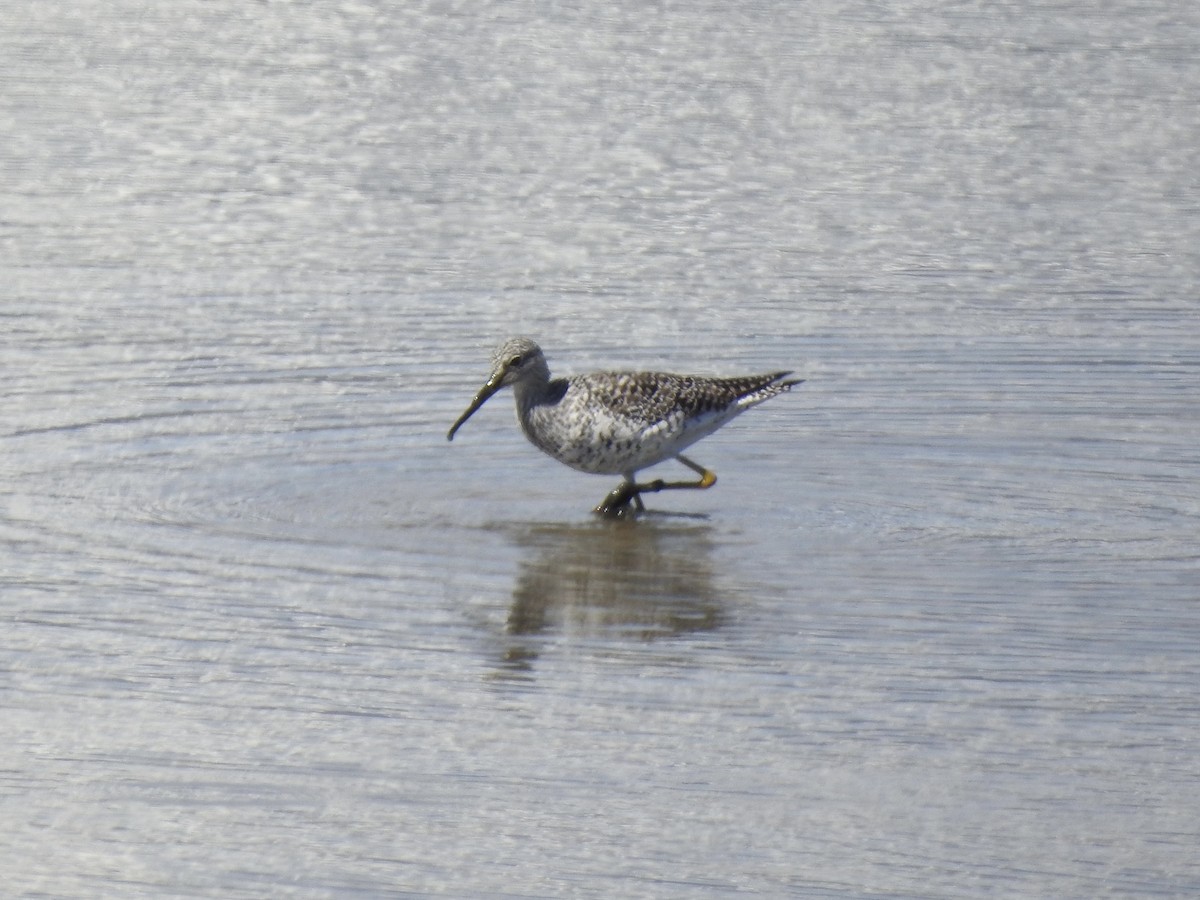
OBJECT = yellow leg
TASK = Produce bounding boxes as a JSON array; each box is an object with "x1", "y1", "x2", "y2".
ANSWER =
[
  {"x1": 592, "y1": 455, "x2": 717, "y2": 519},
  {"x1": 673, "y1": 454, "x2": 718, "y2": 488},
  {"x1": 635, "y1": 454, "x2": 717, "y2": 493}
]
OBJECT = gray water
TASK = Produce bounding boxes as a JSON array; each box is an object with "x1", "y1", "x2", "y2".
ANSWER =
[{"x1": 4, "y1": 1, "x2": 1199, "y2": 896}]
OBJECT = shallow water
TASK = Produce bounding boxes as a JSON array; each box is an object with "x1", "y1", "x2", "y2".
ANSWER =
[{"x1": 4, "y1": 0, "x2": 1199, "y2": 896}]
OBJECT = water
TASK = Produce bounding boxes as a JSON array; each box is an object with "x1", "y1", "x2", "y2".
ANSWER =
[{"x1": 4, "y1": 0, "x2": 1199, "y2": 896}]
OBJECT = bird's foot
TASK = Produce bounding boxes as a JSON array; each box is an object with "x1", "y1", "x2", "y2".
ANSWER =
[{"x1": 593, "y1": 482, "x2": 643, "y2": 520}]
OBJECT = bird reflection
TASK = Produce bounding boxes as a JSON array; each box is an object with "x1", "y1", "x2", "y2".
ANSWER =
[{"x1": 495, "y1": 520, "x2": 723, "y2": 673}]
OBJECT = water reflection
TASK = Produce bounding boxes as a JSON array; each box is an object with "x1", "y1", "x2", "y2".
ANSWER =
[{"x1": 496, "y1": 520, "x2": 723, "y2": 671}]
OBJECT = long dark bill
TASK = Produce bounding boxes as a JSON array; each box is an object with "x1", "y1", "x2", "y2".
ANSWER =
[{"x1": 446, "y1": 376, "x2": 503, "y2": 441}]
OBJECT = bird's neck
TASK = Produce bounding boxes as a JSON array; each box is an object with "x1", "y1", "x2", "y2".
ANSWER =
[{"x1": 513, "y1": 376, "x2": 566, "y2": 416}]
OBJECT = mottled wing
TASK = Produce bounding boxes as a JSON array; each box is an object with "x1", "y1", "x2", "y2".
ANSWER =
[{"x1": 585, "y1": 371, "x2": 797, "y2": 437}]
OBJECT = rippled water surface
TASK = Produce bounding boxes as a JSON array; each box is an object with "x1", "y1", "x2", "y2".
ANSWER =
[{"x1": 4, "y1": 1, "x2": 1199, "y2": 896}]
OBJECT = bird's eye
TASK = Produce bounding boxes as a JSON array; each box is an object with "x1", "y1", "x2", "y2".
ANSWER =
[{"x1": 509, "y1": 354, "x2": 523, "y2": 368}]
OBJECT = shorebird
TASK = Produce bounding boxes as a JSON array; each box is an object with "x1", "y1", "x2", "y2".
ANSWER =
[{"x1": 447, "y1": 337, "x2": 802, "y2": 518}]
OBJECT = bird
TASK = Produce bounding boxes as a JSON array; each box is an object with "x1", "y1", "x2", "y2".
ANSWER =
[{"x1": 447, "y1": 337, "x2": 802, "y2": 518}]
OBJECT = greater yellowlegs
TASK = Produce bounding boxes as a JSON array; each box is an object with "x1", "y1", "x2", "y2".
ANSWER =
[{"x1": 447, "y1": 337, "x2": 802, "y2": 518}]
